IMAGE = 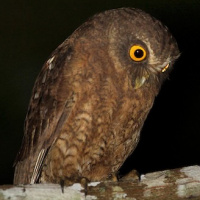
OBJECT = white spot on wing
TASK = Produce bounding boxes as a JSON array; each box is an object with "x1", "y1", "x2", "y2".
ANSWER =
[
  {"x1": 31, "y1": 149, "x2": 46, "y2": 184},
  {"x1": 42, "y1": 71, "x2": 47, "y2": 83},
  {"x1": 34, "y1": 92, "x2": 39, "y2": 99},
  {"x1": 47, "y1": 56, "x2": 55, "y2": 70}
]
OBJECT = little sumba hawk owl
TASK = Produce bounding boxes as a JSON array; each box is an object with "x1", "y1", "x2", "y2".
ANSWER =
[{"x1": 14, "y1": 8, "x2": 179, "y2": 185}]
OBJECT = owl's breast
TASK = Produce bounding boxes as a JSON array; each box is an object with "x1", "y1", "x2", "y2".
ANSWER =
[{"x1": 40, "y1": 52, "x2": 156, "y2": 182}]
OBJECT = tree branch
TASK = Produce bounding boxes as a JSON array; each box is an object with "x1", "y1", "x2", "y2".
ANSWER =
[{"x1": 1, "y1": 165, "x2": 200, "y2": 200}]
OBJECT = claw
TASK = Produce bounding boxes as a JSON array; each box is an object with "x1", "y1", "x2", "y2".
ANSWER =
[{"x1": 80, "y1": 177, "x2": 89, "y2": 196}]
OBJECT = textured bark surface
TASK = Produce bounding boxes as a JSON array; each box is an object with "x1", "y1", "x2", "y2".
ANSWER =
[{"x1": 1, "y1": 165, "x2": 200, "y2": 200}]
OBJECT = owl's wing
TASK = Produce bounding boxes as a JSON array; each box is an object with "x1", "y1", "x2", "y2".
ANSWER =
[{"x1": 14, "y1": 41, "x2": 76, "y2": 184}]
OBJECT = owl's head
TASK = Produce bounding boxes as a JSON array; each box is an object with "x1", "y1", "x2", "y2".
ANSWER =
[
  {"x1": 72, "y1": 8, "x2": 180, "y2": 91},
  {"x1": 107, "y1": 8, "x2": 180, "y2": 90}
]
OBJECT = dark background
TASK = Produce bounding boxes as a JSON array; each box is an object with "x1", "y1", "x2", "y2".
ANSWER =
[{"x1": 1, "y1": 0, "x2": 200, "y2": 184}]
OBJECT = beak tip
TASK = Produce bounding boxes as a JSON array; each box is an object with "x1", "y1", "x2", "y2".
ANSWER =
[{"x1": 134, "y1": 76, "x2": 146, "y2": 89}]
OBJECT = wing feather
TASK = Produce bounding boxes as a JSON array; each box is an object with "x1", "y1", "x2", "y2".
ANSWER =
[{"x1": 14, "y1": 40, "x2": 76, "y2": 184}]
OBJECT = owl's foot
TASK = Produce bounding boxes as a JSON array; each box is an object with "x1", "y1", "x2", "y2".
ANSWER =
[
  {"x1": 80, "y1": 177, "x2": 89, "y2": 195},
  {"x1": 60, "y1": 179, "x2": 65, "y2": 193},
  {"x1": 119, "y1": 169, "x2": 140, "y2": 182}
]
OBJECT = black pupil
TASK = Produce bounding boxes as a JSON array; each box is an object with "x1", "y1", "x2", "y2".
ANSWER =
[{"x1": 134, "y1": 49, "x2": 144, "y2": 58}]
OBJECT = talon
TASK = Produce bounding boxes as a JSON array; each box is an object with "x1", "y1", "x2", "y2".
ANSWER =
[
  {"x1": 60, "y1": 179, "x2": 65, "y2": 193},
  {"x1": 80, "y1": 177, "x2": 89, "y2": 196}
]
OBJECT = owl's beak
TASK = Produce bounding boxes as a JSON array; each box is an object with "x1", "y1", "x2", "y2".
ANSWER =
[{"x1": 134, "y1": 76, "x2": 146, "y2": 89}]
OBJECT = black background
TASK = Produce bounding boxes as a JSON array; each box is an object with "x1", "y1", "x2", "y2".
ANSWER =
[{"x1": 1, "y1": 0, "x2": 200, "y2": 184}]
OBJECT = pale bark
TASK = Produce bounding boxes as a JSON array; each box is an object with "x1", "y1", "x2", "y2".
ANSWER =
[{"x1": 1, "y1": 165, "x2": 200, "y2": 200}]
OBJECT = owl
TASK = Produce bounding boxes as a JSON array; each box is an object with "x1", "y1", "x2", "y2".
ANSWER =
[{"x1": 14, "y1": 8, "x2": 179, "y2": 186}]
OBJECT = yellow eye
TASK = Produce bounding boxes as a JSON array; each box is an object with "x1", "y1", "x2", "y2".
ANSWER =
[{"x1": 129, "y1": 45, "x2": 147, "y2": 62}]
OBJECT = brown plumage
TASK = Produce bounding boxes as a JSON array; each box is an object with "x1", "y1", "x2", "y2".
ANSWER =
[{"x1": 14, "y1": 8, "x2": 179, "y2": 185}]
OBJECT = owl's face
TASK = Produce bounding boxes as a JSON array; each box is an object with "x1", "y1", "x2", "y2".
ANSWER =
[
  {"x1": 108, "y1": 9, "x2": 179, "y2": 89},
  {"x1": 74, "y1": 8, "x2": 179, "y2": 91}
]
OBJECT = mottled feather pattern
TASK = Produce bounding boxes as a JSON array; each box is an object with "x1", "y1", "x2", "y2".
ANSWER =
[{"x1": 14, "y1": 8, "x2": 179, "y2": 185}]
